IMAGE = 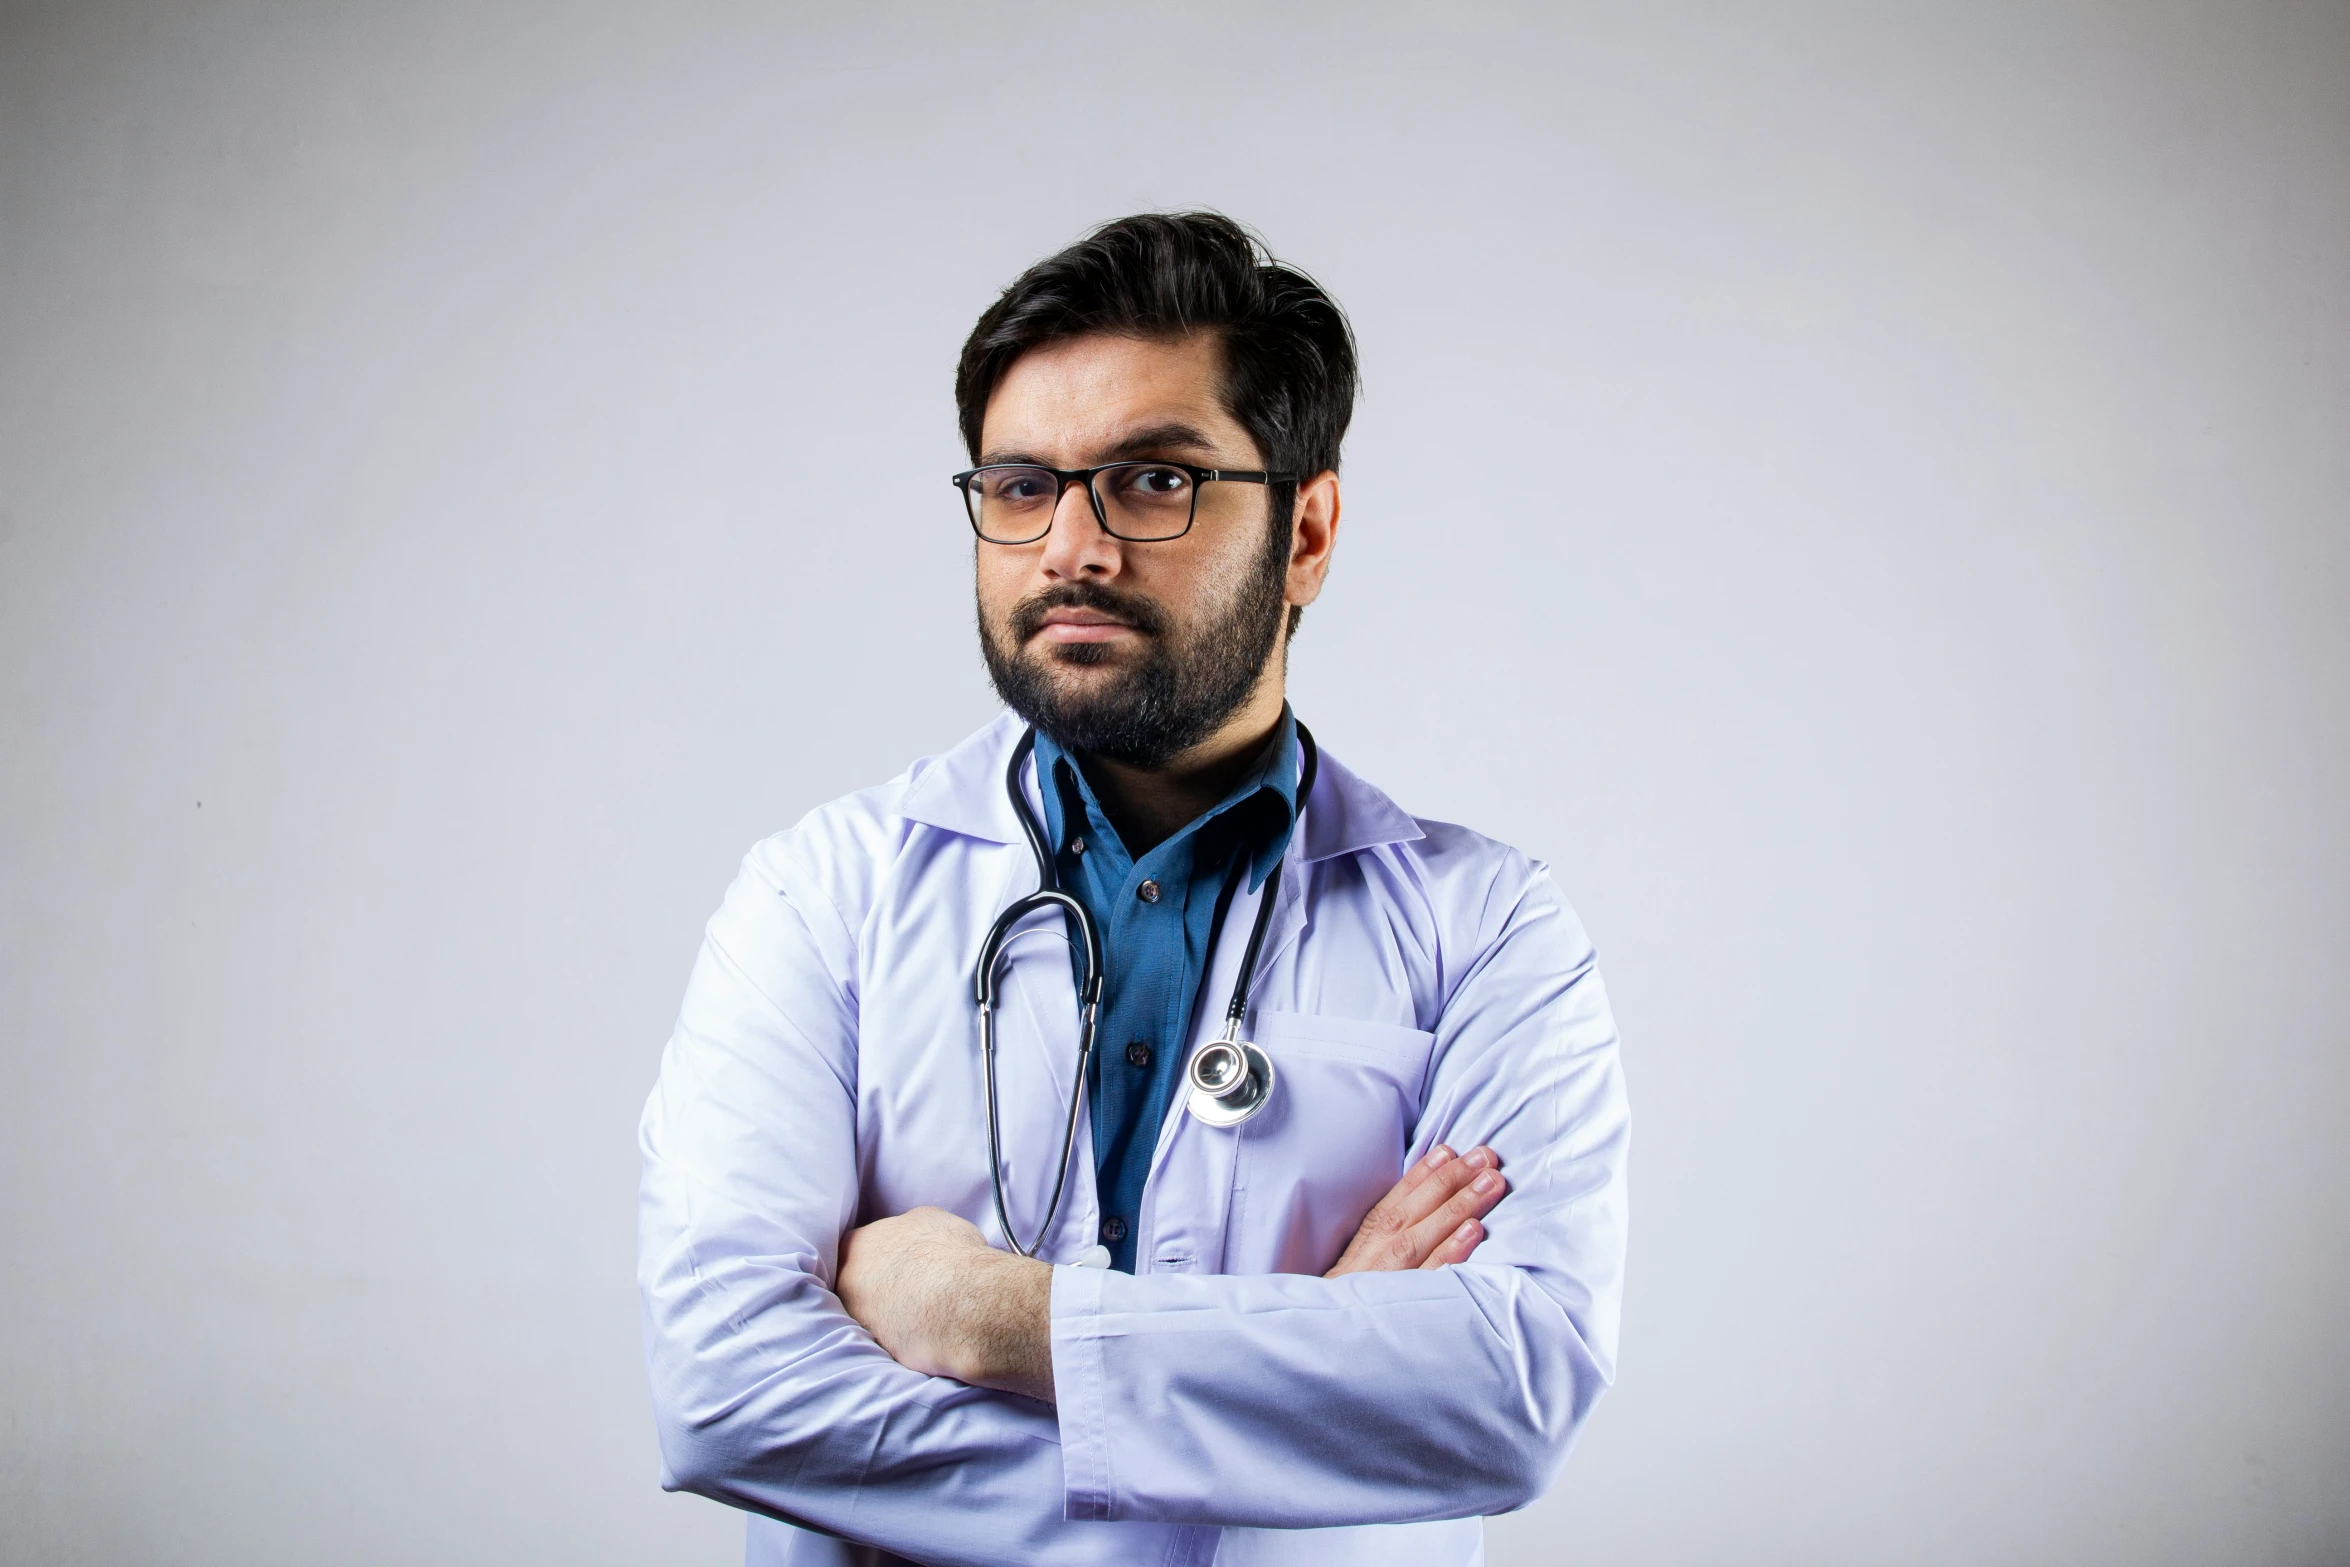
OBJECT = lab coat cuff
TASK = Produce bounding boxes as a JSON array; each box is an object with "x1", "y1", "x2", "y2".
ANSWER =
[{"x1": 1050, "y1": 1261, "x2": 1114, "y2": 1522}]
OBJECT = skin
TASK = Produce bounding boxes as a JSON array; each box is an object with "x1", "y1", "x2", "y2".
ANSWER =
[
  {"x1": 834, "y1": 332, "x2": 1512, "y2": 1404},
  {"x1": 975, "y1": 331, "x2": 1336, "y2": 850}
]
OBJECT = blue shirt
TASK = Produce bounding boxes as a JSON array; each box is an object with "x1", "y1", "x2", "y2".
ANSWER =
[{"x1": 1033, "y1": 711, "x2": 1301, "y2": 1271}]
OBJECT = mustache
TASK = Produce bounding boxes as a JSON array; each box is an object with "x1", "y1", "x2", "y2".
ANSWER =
[{"x1": 1007, "y1": 582, "x2": 1170, "y2": 643}]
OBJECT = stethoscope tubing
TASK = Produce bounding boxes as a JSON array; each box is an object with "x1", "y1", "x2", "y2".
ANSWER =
[{"x1": 971, "y1": 721, "x2": 1317, "y2": 1258}]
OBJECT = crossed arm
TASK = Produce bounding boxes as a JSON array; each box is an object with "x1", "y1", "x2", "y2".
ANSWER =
[
  {"x1": 641, "y1": 837, "x2": 1626, "y2": 1558},
  {"x1": 836, "y1": 1142, "x2": 1513, "y2": 1402}
]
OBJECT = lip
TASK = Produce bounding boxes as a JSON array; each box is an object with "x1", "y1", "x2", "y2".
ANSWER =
[{"x1": 1034, "y1": 608, "x2": 1138, "y2": 644}]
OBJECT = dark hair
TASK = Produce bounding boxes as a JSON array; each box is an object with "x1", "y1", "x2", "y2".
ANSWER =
[{"x1": 955, "y1": 210, "x2": 1359, "y2": 494}]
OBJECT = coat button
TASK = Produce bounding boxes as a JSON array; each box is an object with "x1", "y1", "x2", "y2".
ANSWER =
[
  {"x1": 1126, "y1": 1040, "x2": 1153, "y2": 1069},
  {"x1": 1137, "y1": 879, "x2": 1160, "y2": 903},
  {"x1": 1101, "y1": 1216, "x2": 1128, "y2": 1243}
]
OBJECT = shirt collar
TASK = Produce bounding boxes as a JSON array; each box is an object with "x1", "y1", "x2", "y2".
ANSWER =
[
  {"x1": 1032, "y1": 708, "x2": 1301, "y2": 891},
  {"x1": 896, "y1": 709, "x2": 1423, "y2": 866}
]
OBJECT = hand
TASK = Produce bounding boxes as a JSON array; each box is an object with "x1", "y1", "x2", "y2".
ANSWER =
[
  {"x1": 1325, "y1": 1144, "x2": 1509, "y2": 1277},
  {"x1": 834, "y1": 1207, "x2": 1056, "y2": 1402}
]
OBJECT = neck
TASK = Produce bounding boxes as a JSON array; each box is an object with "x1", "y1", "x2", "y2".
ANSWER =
[{"x1": 1083, "y1": 673, "x2": 1286, "y2": 855}]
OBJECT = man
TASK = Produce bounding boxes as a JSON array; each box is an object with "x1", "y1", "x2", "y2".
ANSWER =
[{"x1": 638, "y1": 213, "x2": 1629, "y2": 1567}]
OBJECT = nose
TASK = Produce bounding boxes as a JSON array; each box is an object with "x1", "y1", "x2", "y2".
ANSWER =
[{"x1": 1035, "y1": 477, "x2": 1122, "y2": 582}]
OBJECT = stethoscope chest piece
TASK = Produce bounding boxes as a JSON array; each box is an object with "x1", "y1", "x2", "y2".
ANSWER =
[
  {"x1": 1184, "y1": 1035, "x2": 1276, "y2": 1127},
  {"x1": 976, "y1": 720, "x2": 1318, "y2": 1251}
]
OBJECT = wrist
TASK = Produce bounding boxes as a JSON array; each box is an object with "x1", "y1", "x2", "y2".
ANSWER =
[{"x1": 954, "y1": 1248, "x2": 1056, "y2": 1401}]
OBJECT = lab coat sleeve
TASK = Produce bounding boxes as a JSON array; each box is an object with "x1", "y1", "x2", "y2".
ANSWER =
[
  {"x1": 1049, "y1": 856, "x2": 1630, "y2": 1527},
  {"x1": 637, "y1": 832, "x2": 1216, "y2": 1567}
]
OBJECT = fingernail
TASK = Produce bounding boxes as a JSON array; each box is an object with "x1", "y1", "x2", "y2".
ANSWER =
[
  {"x1": 1456, "y1": 1220, "x2": 1480, "y2": 1240},
  {"x1": 1426, "y1": 1146, "x2": 1455, "y2": 1167},
  {"x1": 1473, "y1": 1171, "x2": 1500, "y2": 1194},
  {"x1": 1463, "y1": 1147, "x2": 1491, "y2": 1169}
]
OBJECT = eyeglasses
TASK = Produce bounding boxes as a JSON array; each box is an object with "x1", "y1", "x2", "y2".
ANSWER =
[{"x1": 952, "y1": 461, "x2": 1297, "y2": 545}]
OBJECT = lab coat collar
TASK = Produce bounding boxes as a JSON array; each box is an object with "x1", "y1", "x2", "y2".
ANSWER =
[{"x1": 898, "y1": 711, "x2": 1424, "y2": 864}]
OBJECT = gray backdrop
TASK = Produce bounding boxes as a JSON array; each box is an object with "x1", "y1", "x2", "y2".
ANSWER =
[{"x1": 4, "y1": 3, "x2": 2345, "y2": 1563}]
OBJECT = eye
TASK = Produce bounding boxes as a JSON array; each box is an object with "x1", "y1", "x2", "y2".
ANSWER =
[
  {"x1": 982, "y1": 468, "x2": 1055, "y2": 503},
  {"x1": 1112, "y1": 464, "x2": 1191, "y2": 501}
]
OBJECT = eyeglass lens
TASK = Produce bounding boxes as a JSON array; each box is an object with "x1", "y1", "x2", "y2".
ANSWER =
[{"x1": 965, "y1": 463, "x2": 1197, "y2": 544}]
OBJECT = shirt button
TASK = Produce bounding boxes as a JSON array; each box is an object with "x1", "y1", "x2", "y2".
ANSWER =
[
  {"x1": 1126, "y1": 1040, "x2": 1153, "y2": 1069},
  {"x1": 1101, "y1": 1216, "x2": 1128, "y2": 1243},
  {"x1": 1137, "y1": 879, "x2": 1160, "y2": 903},
  {"x1": 1068, "y1": 835, "x2": 1086, "y2": 856}
]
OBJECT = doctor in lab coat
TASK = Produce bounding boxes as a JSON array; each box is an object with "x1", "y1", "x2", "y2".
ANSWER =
[{"x1": 638, "y1": 212, "x2": 1630, "y2": 1567}]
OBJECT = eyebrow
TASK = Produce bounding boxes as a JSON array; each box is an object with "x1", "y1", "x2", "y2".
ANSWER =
[{"x1": 979, "y1": 421, "x2": 1225, "y2": 468}]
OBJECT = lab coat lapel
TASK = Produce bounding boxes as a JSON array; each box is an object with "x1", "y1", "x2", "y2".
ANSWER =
[
  {"x1": 1003, "y1": 744, "x2": 1081, "y2": 1125},
  {"x1": 896, "y1": 710, "x2": 1030, "y2": 846},
  {"x1": 1140, "y1": 739, "x2": 1419, "y2": 1175},
  {"x1": 1244, "y1": 743, "x2": 1425, "y2": 999},
  {"x1": 1240, "y1": 842, "x2": 1312, "y2": 1020},
  {"x1": 905, "y1": 714, "x2": 1103, "y2": 1256},
  {"x1": 895, "y1": 715, "x2": 1426, "y2": 1270}
]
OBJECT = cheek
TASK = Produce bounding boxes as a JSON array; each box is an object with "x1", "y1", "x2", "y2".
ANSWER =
[
  {"x1": 975, "y1": 556, "x2": 1027, "y2": 623},
  {"x1": 1133, "y1": 533, "x2": 1250, "y2": 620}
]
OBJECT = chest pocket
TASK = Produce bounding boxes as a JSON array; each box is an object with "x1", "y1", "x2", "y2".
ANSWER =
[{"x1": 1227, "y1": 1010, "x2": 1438, "y2": 1276}]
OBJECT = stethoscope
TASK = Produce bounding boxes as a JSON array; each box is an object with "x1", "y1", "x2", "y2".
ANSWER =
[{"x1": 970, "y1": 722, "x2": 1319, "y2": 1257}]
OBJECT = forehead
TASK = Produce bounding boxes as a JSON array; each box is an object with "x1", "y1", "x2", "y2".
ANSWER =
[{"x1": 978, "y1": 332, "x2": 1250, "y2": 459}]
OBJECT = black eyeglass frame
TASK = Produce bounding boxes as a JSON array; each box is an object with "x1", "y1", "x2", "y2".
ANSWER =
[{"x1": 951, "y1": 461, "x2": 1301, "y2": 544}]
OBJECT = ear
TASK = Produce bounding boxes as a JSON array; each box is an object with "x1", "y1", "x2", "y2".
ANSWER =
[{"x1": 1285, "y1": 471, "x2": 1341, "y2": 611}]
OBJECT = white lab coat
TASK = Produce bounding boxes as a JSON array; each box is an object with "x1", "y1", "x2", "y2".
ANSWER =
[{"x1": 638, "y1": 714, "x2": 1630, "y2": 1567}]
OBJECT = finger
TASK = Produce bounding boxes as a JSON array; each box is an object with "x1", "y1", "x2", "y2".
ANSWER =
[
  {"x1": 1383, "y1": 1144, "x2": 1461, "y2": 1208},
  {"x1": 1378, "y1": 1144, "x2": 1501, "y2": 1235},
  {"x1": 1355, "y1": 1147, "x2": 1504, "y2": 1265},
  {"x1": 1327, "y1": 1146, "x2": 1508, "y2": 1275},
  {"x1": 1419, "y1": 1217, "x2": 1485, "y2": 1269},
  {"x1": 1350, "y1": 1146, "x2": 1465, "y2": 1247},
  {"x1": 1401, "y1": 1165, "x2": 1508, "y2": 1264}
]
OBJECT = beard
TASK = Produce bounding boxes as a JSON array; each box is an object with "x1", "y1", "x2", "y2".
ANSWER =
[{"x1": 979, "y1": 516, "x2": 1291, "y2": 769}]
